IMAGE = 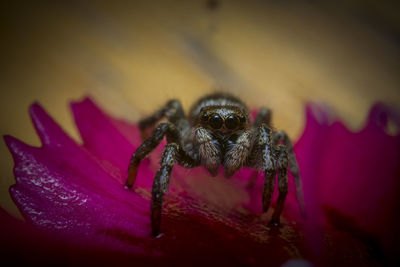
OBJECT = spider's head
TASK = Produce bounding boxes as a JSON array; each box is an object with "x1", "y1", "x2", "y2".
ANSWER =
[{"x1": 197, "y1": 106, "x2": 249, "y2": 134}]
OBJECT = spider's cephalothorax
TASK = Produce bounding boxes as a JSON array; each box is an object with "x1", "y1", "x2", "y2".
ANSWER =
[{"x1": 126, "y1": 93, "x2": 306, "y2": 236}]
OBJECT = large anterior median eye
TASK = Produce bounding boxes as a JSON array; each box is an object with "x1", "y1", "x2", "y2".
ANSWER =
[
  {"x1": 209, "y1": 114, "x2": 223, "y2": 129},
  {"x1": 225, "y1": 115, "x2": 239, "y2": 130}
]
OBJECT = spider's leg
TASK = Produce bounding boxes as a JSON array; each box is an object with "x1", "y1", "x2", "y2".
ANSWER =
[
  {"x1": 253, "y1": 107, "x2": 272, "y2": 127},
  {"x1": 151, "y1": 143, "x2": 177, "y2": 236},
  {"x1": 263, "y1": 168, "x2": 276, "y2": 212},
  {"x1": 151, "y1": 143, "x2": 200, "y2": 236},
  {"x1": 126, "y1": 122, "x2": 179, "y2": 188},
  {"x1": 246, "y1": 124, "x2": 276, "y2": 212},
  {"x1": 138, "y1": 99, "x2": 185, "y2": 140},
  {"x1": 246, "y1": 107, "x2": 272, "y2": 187},
  {"x1": 273, "y1": 130, "x2": 306, "y2": 218},
  {"x1": 260, "y1": 125, "x2": 276, "y2": 212},
  {"x1": 270, "y1": 145, "x2": 288, "y2": 225}
]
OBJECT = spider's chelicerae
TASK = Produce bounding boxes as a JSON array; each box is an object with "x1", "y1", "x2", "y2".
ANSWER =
[{"x1": 126, "y1": 93, "x2": 306, "y2": 236}]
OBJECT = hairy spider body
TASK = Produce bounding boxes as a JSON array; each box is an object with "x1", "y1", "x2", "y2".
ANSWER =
[{"x1": 126, "y1": 93, "x2": 305, "y2": 236}]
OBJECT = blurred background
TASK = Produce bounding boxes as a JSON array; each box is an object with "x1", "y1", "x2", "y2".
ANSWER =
[{"x1": 1, "y1": 0, "x2": 399, "y2": 219}]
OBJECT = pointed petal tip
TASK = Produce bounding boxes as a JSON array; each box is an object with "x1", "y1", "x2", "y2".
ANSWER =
[
  {"x1": 70, "y1": 96, "x2": 102, "y2": 119},
  {"x1": 28, "y1": 101, "x2": 45, "y2": 117},
  {"x1": 3, "y1": 135, "x2": 26, "y2": 152},
  {"x1": 3, "y1": 134, "x2": 14, "y2": 145},
  {"x1": 28, "y1": 101, "x2": 50, "y2": 128},
  {"x1": 9, "y1": 184, "x2": 17, "y2": 198},
  {"x1": 27, "y1": 101, "x2": 77, "y2": 147},
  {"x1": 70, "y1": 96, "x2": 96, "y2": 108}
]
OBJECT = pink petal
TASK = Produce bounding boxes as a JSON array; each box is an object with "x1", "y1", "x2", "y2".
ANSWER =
[
  {"x1": 5, "y1": 100, "x2": 309, "y2": 265},
  {"x1": 4, "y1": 98, "x2": 399, "y2": 265},
  {"x1": 295, "y1": 103, "x2": 400, "y2": 263},
  {"x1": 6, "y1": 103, "x2": 150, "y2": 253}
]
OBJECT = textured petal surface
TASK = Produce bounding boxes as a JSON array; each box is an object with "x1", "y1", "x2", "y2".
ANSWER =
[
  {"x1": 6, "y1": 103, "x2": 150, "y2": 254},
  {"x1": 4, "y1": 98, "x2": 400, "y2": 265}
]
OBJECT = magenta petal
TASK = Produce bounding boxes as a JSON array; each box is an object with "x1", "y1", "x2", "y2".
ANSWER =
[
  {"x1": 295, "y1": 103, "x2": 400, "y2": 262},
  {"x1": 5, "y1": 103, "x2": 150, "y2": 253},
  {"x1": 71, "y1": 99, "x2": 135, "y2": 180},
  {"x1": 4, "y1": 98, "x2": 400, "y2": 265},
  {"x1": 4, "y1": 100, "x2": 311, "y2": 265},
  {"x1": 71, "y1": 98, "x2": 154, "y2": 188}
]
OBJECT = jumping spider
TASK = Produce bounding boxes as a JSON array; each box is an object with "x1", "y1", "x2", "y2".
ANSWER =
[{"x1": 126, "y1": 93, "x2": 306, "y2": 236}]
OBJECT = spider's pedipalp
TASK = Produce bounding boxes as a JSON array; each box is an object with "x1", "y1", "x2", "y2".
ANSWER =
[
  {"x1": 194, "y1": 126, "x2": 221, "y2": 176},
  {"x1": 224, "y1": 130, "x2": 251, "y2": 178}
]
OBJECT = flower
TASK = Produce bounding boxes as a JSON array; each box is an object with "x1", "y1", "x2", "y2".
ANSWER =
[{"x1": 2, "y1": 98, "x2": 400, "y2": 265}]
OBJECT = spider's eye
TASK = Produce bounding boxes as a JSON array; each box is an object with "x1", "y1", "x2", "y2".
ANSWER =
[
  {"x1": 238, "y1": 115, "x2": 246, "y2": 124},
  {"x1": 209, "y1": 114, "x2": 223, "y2": 129},
  {"x1": 225, "y1": 115, "x2": 239, "y2": 130},
  {"x1": 200, "y1": 112, "x2": 209, "y2": 123}
]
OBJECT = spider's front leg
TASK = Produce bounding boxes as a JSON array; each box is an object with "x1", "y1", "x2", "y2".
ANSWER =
[
  {"x1": 270, "y1": 145, "x2": 288, "y2": 225},
  {"x1": 273, "y1": 130, "x2": 306, "y2": 218},
  {"x1": 253, "y1": 107, "x2": 272, "y2": 127},
  {"x1": 247, "y1": 107, "x2": 272, "y2": 187},
  {"x1": 247, "y1": 124, "x2": 276, "y2": 213},
  {"x1": 151, "y1": 143, "x2": 199, "y2": 236},
  {"x1": 248, "y1": 125, "x2": 290, "y2": 225},
  {"x1": 126, "y1": 122, "x2": 179, "y2": 188},
  {"x1": 151, "y1": 143, "x2": 177, "y2": 236}
]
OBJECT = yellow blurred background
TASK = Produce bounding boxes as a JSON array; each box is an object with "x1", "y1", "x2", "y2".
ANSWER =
[{"x1": 1, "y1": 0, "x2": 399, "y2": 219}]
